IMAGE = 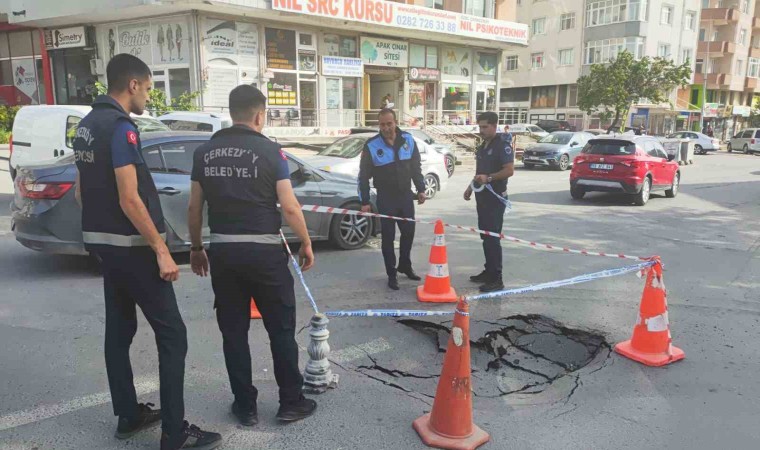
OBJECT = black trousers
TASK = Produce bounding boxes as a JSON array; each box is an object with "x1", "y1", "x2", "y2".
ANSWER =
[
  {"x1": 96, "y1": 246, "x2": 187, "y2": 435},
  {"x1": 377, "y1": 191, "x2": 416, "y2": 277},
  {"x1": 208, "y1": 243, "x2": 303, "y2": 407},
  {"x1": 475, "y1": 191, "x2": 507, "y2": 279}
]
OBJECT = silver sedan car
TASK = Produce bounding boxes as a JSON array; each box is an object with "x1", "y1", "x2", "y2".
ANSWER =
[
  {"x1": 521, "y1": 131, "x2": 595, "y2": 170},
  {"x1": 11, "y1": 132, "x2": 379, "y2": 256},
  {"x1": 666, "y1": 131, "x2": 720, "y2": 154}
]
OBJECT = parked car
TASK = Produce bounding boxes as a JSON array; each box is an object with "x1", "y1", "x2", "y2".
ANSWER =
[
  {"x1": 583, "y1": 129, "x2": 609, "y2": 136},
  {"x1": 404, "y1": 128, "x2": 457, "y2": 177},
  {"x1": 569, "y1": 135, "x2": 680, "y2": 206},
  {"x1": 11, "y1": 132, "x2": 379, "y2": 256},
  {"x1": 535, "y1": 119, "x2": 575, "y2": 133},
  {"x1": 158, "y1": 111, "x2": 233, "y2": 133},
  {"x1": 302, "y1": 133, "x2": 448, "y2": 199},
  {"x1": 666, "y1": 131, "x2": 720, "y2": 154},
  {"x1": 521, "y1": 131, "x2": 594, "y2": 170},
  {"x1": 727, "y1": 128, "x2": 760, "y2": 154},
  {"x1": 8, "y1": 105, "x2": 169, "y2": 180},
  {"x1": 506, "y1": 123, "x2": 549, "y2": 138}
]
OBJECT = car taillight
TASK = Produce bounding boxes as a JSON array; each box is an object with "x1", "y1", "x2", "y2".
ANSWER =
[
  {"x1": 574, "y1": 155, "x2": 587, "y2": 164},
  {"x1": 18, "y1": 179, "x2": 73, "y2": 199},
  {"x1": 752, "y1": 139, "x2": 756, "y2": 144},
  {"x1": 620, "y1": 160, "x2": 640, "y2": 168}
]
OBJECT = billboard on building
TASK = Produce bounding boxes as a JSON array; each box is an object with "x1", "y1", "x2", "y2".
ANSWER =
[{"x1": 360, "y1": 37, "x2": 408, "y2": 67}]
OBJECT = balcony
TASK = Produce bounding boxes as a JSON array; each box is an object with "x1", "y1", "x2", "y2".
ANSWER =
[
  {"x1": 746, "y1": 77, "x2": 758, "y2": 90},
  {"x1": 750, "y1": 47, "x2": 760, "y2": 58},
  {"x1": 697, "y1": 41, "x2": 737, "y2": 54},
  {"x1": 693, "y1": 72, "x2": 734, "y2": 87},
  {"x1": 700, "y1": 8, "x2": 741, "y2": 24}
]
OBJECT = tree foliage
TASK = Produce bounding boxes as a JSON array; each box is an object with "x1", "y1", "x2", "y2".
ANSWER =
[
  {"x1": 577, "y1": 51, "x2": 692, "y2": 131},
  {"x1": 93, "y1": 81, "x2": 200, "y2": 115}
]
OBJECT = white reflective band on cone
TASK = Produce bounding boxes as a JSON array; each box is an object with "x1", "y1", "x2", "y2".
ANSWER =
[
  {"x1": 427, "y1": 264, "x2": 450, "y2": 278},
  {"x1": 210, "y1": 233, "x2": 281, "y2": 244},
  {"x1": 644, "y1": 312, "x2": 669, "y2": 332},
  {"x1": 433, "y1": 235, "x2": 446, "y2": 247},
  {"x1": 82, "y1": 232, "x2": 166, "y2": 247}
]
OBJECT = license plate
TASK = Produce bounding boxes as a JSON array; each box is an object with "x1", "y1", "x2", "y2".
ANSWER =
[{"x1": 590, "y1": 163, "x2": 614, "y2": 170}]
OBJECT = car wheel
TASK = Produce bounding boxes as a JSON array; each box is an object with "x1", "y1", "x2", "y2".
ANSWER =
[
  {"x1": 727, "y1": 143, "x2": 732, "y2": 153},
  {"x1": 634, "y1": 176, "x2": 651, "y2": 206},
  {"x1": 424, "y1": 174, "x2": 438, "y2": 199},
  {"x1": 743, "y1": 144, "x2": 750, "y2": 154},
  {"x1": 570, "y1": 185, "x2": 585, "y2": 200},
  {"x1": 556, "y1": 154, "x2": 570, "y2": 171},
  {"x1": 524, "y1": 163, "x2": 535, "y2": 169},
  {"x1": 665, "y1": 172, "x2": 679, "y2": 198},
  {"x1": 694, "y1": 144, "x2": 703, "y2": 155},
  {"x1": 329, "y1": 203, "x2": 372, "y2": 250},
  {"x1": 444, "y1": 155, "x2": 455, "y2": 177}
]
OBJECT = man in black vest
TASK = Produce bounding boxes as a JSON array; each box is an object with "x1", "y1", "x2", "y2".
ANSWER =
[
  {"x1": 358, "y1": 109, "x2": 426, "y2": 290},
  {"x1": 188, "y1": 85, "x2": 317, "y2": 426},
  {"x1": 463, "y1": 112, "x2": 515, "y2": 293},
  {"x1": 74, "y1": 54, "x2": 221, "y2": 450}
]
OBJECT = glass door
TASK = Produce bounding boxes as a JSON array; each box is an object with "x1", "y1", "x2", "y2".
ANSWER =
[
  {"x1": 342, "y1": 77, "x2": 359, "y2": 127},
  {"x1": 325, "y1": 77, "x2": 341, "y2": 127},
  {"x1": 299, "y1": 79, "x2": 317, "y2": 126}
]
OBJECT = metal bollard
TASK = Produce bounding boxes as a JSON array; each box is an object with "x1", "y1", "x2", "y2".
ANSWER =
[{"x1": 303, "y1": 313, "x2": 339, "y2": 394}]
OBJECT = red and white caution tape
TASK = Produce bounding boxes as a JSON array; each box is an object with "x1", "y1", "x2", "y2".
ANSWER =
[{"x1": 301, "y1": 204, "x2": 651, "y2": 261}]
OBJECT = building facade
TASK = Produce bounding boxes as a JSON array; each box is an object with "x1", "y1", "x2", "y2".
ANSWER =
[
  {"x1": 501, "y1": 0, "x2": 700, "y2": 133},
  {"x1": 693, "y1": 0, "x2": 760, "y2": 140},
  {"x1": 2, "y1": 0, "x2": 527, "y2": 129}
]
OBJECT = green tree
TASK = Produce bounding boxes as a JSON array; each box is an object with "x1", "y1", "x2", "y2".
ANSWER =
[
  {"x1": 577, "y1": 51, "x2": 692, "y2": 132},
  {"x1": 92, "y1": 80, "x2": 200, "y2": 115}
]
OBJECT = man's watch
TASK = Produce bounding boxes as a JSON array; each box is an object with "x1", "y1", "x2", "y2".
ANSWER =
[
  {"x1": 487, "y1": 175, "x2": 493, "y2": 183},
  {"x1": 190, "y1": 245, "x2": 204, "y2": 252}
]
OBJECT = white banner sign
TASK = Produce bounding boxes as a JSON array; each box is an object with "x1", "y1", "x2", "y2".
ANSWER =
[
  {"x1": 322, "y1": 56, "x2": 363, "y2": 77},
  {"x1": 45, "y1": 26, "x2": 87, "y2": 50},
  {"x1": 271, "y1": 0, "x2": 528, "y2": 45},
  {"x1": 360, "y1": 37, "x2": 408, "y2": 67}
]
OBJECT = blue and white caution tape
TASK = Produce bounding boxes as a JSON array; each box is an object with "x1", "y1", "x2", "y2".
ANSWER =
[
  {"x1": 300, "y1": 204, "x2": 650, "y2": 261},
  {"x1": 325, "y1": 309, "x2": 455, "y2": 318},
  {"x1": 464, "y1": 260, "x2": 656, "y2": 303},
  {"x1": 324, "y1": 260, "x2": 656, "y2": 318},
  {"x1": 469, "y1": 180, "x2": 513, "y2": 210},
  {"x1": 279, "y1": 230, "x2": 320, "y2": 314}
]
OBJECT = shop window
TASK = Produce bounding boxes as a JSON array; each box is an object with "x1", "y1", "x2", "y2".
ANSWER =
[
  {"x1": 323, "y1": 34, "x2": 357, "y2": 58},
  {"x1": 265, "y1": 28, "x2": 297, "y2": 70},
  {"x1": 0, "y1": 34, "x2": 9, "y2": 58},
  {"x1": 568, "y1": 84, "x2": 578, "y2": 107},
  {"x1": 500, "y1": 87, "x2": 529, "y2": 102},
  {"x1": 169, "y1": 68, "x2": 191, "y2": 98},
  {"x1": 443, "y1": 84, "x2": 471, "y2": 123},
  {"x1": 267, "y1": 72, "x2": 298, "y2": 107},
  {"x1": 531, "y1": 86, "x2": 556, "y2": 108},
  {"x1": 410, "y1": 44, "x2": 426, "y2": 67},
  {"x1": 557, "y1": 85, "x2": 568, "y2": 107},
  {"x1": 299, "y1": 33, "x2": 313, "y2": 47},
  {"x1": 9, "y1": 32, "x2": 34, "y2": 57},
  {"x1": 427, "y1": 46, "x2": 438, "y2": 69}
]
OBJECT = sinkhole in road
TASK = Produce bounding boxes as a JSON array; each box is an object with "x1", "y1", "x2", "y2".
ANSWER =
[{"x1": 352, "y1": 314, "x2": 610, "y2": 399}]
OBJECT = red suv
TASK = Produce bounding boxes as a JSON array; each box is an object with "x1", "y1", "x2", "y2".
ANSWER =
[{"x1": 569, "y1": 136, "x2": 680, "y2": 206}]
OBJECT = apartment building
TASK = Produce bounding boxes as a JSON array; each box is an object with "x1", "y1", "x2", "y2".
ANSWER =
[
  {"x1": 692, "y1": 0, "x2": 760, "y2": 139},
  {"x1": 0, "y1": 0, "x2": 526, "y2": 128},
  {"x1": 501, "y1": 0, "x2": 700, "y2": 133}
]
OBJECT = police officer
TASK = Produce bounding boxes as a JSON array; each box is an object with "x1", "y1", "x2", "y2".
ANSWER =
[
  {"x1": 359, "y1": 108, "x2": 426, "y2": 290},
  {"x1": 187, "y1": 85, "x2": 317, "y2": 426},
  {"x1": 463, "y1": 112, "x2": 515, "y2": 293},
  {"x1": 73, "y1": 54, "x2": 221, "y2": 450}
]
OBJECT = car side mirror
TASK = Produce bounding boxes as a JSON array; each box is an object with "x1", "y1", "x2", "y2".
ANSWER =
[
  {"x1": 667, "y1": 153, "x2": 676, "y2": 161},
  {"x1": 301, "y1": 168, "x2": 314, "y2": 179},
  {"x1": 570, "y1": 142, "x2": 579, "y2": 147}
]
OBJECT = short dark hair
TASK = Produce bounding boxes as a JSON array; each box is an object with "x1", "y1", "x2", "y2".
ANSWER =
[
  {"x1": 106, "y1": 54, "x2": 151, "y2": 93},
  {"x1": 229, "y1": 85, "x2": 267, "y2": 122},
  {"x1": 378, "y1": 108, "x2": 396, "y2": 121},
  {"x1": 477, "y1": 112, "x2": 499, "y2": 125}
]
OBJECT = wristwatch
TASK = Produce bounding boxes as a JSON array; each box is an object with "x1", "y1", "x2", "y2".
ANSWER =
[
  {"x1": 487, "y1": 175, "x2": 493, "y2": 183},
  {"x1": 190, "y1": 245, "x2": 204, "y2": 252}
]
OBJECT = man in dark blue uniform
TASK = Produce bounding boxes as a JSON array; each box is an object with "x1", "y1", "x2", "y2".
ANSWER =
[
  {"x1": 358, "y1": 109, "x2": 426, "y2": 290},
  {"x1": 464, "y1": 112, "x2": 515, "y2": 293},
  {"x1": 73, "y1": 54, "x2": 221, "y2": 450},
  {"x1": 187, "y1": 85, "x2": 317, "y2": 427}
]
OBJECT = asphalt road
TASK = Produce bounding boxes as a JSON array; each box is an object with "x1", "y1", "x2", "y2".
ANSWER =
[{"x1": 1, "y1": 151, "x2": 759, "y2": 449}]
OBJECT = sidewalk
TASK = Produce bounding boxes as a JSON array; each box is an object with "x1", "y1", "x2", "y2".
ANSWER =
[{"x1": 0, "y1": 143, "x2": 8, "y2": 160}]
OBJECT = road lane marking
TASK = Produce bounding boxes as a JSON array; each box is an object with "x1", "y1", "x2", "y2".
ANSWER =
[
  {"x1": 0, "y1": 377, "x2": 158, "y2": 432},
  {"x1": 331, "y1": 337, "x2": 392, "y2": 364}
]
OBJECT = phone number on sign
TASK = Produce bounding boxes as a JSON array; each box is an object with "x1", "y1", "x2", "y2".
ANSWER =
[{"x1": 396, "y1": 15, "x2": 457, "y2": 33}]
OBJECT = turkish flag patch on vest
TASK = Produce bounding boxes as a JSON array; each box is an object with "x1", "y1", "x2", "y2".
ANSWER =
[{"x1": 127, "y1": 130, "x2": 138, "y2": 145}]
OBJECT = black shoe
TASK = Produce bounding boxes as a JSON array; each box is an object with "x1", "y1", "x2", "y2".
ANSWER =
[
  {"x1": 160, "y1": 421, "x2": 222, "y2": 450},
  {"x1": 276, "y1": 398, "x2": 317, "y2": 422},
  {"x1": 231, "y1": 401, "x2": 258, "y2": 426},
  {"x1": 479, "y1": 279, "x2": 505, "y2": 293},
  {"x1": 397, "y1": 267, "x2": 422, "y2": 281},
  {"x1": 388, "y1": 276, "x2": 400, "y2": 290},
  {"x1": 115, "y1": 402, "x2": 161, "y2": 440},
  {"x1": 469, "y1": 270, "x2": 489, "y2": 283}
]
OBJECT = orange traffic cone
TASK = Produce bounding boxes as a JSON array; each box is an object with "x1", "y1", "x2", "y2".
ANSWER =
[
  {"x1": 615, "y1": 259, "x2": 684, "y2": 367},
  {"x1": 413, "y1": 298, "x2": 489, "y2": 450},
  {"x1": 417, "y1": 220, "x2": 457, "y2": 303},
  {"x1": 250, "y1": 297, "x2": 262, "y2": 320}
]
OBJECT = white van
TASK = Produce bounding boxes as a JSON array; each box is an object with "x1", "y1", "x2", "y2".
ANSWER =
[
  {"x1": 158, "y1": 111, "x2": 232, "y2": 133},
  {"x1": 9, "y1": 105, "x2": 169, "y2": 179}
]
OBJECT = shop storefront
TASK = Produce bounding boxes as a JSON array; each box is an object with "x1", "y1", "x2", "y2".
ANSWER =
[
  {"x1": 45, "y1": 26, "x2": 97, "y2": 105},
  {"x1": 0, "y1": 26, "x2": 51, "y2": 105},
  {"x1": 474, "y1": 52, "x2": 497, "y2": 116},
  {"x1": 441, "y1": 47, "x2": 473, "y2": 125},
  {"x1": 96, "y1": 15, "x2": 197, "y2": 108},
  {"x1": 360, "y1": 36, "x2": 408, "y2": 124},
  {"x1": 319, "y1": 33, "x2": 361, "y2": 127},
  {"x1": 408, "y1": 43, "x2": 439, "y2": 125}
]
